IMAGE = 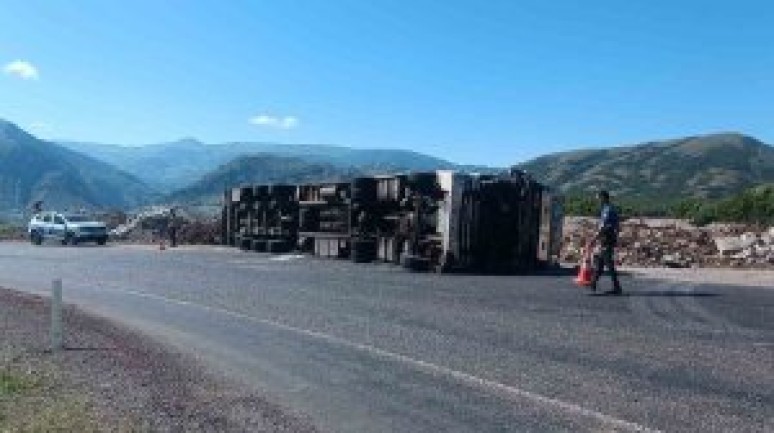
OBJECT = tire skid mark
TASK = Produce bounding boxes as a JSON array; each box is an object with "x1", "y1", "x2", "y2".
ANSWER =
[
  {"x1": 630, "y1": 280, "x2": 714, "y2": 332},
  {"x1": 630, "y1": 280, "x2": 766, "y2": 340},
  {"x1": 628, "y1": 280, "x2": 680, "y2": 331},
  {"x1": 673, "y1": 284, "x2": 736, "y2": 334}
]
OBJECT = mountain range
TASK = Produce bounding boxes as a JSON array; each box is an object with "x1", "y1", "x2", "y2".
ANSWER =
[
  {"x1": 173, "y1": 154, "x2": 362, "y2": 204},
  {"x1": 58, "y1": 139, "x2": 464, "y2": 191},
  {"x1": 1, "y1": 117, "x2": 773, "y2": 214},
  {"x1": 0, "y1": 120, "x2": 154, "y2": 211}
]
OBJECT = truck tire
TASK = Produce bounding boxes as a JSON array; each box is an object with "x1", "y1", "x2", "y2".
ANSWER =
[
  {"x1": 267, "y1": 240, "x2": 290, "y2": 253},
  {"x1": 407, "y1": 173, "x2": 437, "y2": 194},
  {"x1": 351, "y1": 177, "x2": 377, "y2": 203},
  {"x1": 351, "y1": 239, "x2": 376, "y2": 263},
  {"x1": 252, "y1": 239, "x2": 268, "y2": 252},
  {"x1": 298, "y1": 237, "x2": 314, "y2": 253},
  {"x1": 299, "y1": 208, "x2": 319, "y2": 231},
  {"x1": 434, "y1": 252, "x2": 454, "y2": 273},
  {"x1": 269, "y1": 185, "x2": 295, "y2": 201},
  {"x1": 96, "y1": 237, "x2": 106, "y2": 246},
  {"x1": 253, "y1": 185, "x2": 269, "y2": 201},
  {"x1": 238, "y1": 237, "x2": 252, "y2": 251},
  {"x1": 401, "y1": 254, "x2": 431, "y2": 272}
]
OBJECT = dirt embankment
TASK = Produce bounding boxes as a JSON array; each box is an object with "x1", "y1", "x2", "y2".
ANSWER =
[{"x1": 0, "y1": 287, "x2": 316, "y2": 432}]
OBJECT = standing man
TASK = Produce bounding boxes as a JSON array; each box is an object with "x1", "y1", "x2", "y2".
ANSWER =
[
  {"x1": 590, "y1": 190, "x2": 622, "y2": 294},
  {"x1": 168, "y1": 208, "x2": 179, "y2": 248}
]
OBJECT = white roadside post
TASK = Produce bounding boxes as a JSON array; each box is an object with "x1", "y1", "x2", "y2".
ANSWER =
[{"x1": 50, "y1": 279, "x2": 63, "y2": 351}]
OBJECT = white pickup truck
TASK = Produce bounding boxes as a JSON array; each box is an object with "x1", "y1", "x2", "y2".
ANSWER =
[{"x1": 28, "y1": 212, "x2": 109, "y2": 246}]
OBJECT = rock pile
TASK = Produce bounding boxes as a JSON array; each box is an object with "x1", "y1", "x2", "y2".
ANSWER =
[
  {"x1": 562, "y1": 217, "x2": 774, "y2": 269},
  {"x1": 110, "y1": 206, "x2": 221, "y2": 245},
  {"x1": 176, "y1": 219, "x2": 221, "y2": 244},
  {"x1": 712, "y1": 228, "x2": 774, "y2": 267}
]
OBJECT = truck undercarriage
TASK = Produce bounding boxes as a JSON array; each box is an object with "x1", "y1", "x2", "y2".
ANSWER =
[{"x1": 222, "y1": 169, "x2": 562, "y2": 274}]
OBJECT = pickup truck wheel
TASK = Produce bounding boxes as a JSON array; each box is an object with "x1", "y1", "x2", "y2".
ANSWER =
[
  {"x1": 96, "y1": 237, "x2": 107, "y2": 246},
  {"x1": 30, "y1": 232, "x2": 42, "y2": 245},
  {"x1": 64, "y1": 233, "x2": 77, "y2": 246}
]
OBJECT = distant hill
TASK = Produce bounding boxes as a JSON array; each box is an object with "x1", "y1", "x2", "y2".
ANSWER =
[
  {"x1": 0, "y1": 120, "x2": 155, "y2": 211},
  {"x1": 519, "y1": 133, "x2": 774, "y2": 204},
  {"x1": 59, "y1": 139, "x2": 466, "y2": 192},
  {"x1": 58, "y1": 139, "x2": 229, "y2": 191},
  {"x1": 46, "y1": 127, "x2": 774, "y2": 213},
  {"x1": 171, "y1": 154, "x2": 361, "y2": 204}
]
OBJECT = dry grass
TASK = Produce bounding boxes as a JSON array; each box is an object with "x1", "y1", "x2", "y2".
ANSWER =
[
  {"x1": 3, "y1": 398, "x2": 101, "y2": 433},
  {"x1": 0, "y1": 359, "x2": 135, "y2": 433},
  {"x1": 0, "y1": 369, "x2": 40, "y2": 396}
]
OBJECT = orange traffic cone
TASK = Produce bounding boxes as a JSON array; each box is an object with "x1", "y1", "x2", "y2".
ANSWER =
[{"x1": 574, "y1": 246, "x2": 593, "y2": 287}]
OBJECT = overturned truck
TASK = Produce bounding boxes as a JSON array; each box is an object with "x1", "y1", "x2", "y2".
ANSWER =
[{"x1": 222, "y1": 168, "x2": 563, "y2": 273}]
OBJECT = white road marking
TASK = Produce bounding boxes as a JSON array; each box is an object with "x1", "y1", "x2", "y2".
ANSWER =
[{"x1": 106, "y1": 287, "x2": 661, "y2": 433}]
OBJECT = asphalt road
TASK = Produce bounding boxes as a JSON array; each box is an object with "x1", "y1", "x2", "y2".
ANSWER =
[{"x1": 0, "y1": 242, "x2": 771, "y2": 432}]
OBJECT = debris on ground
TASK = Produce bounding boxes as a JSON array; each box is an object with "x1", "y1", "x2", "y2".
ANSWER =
[
  {"x1": 176, "y1": 219, "x2": 221, "y2": 244},
  {"x1": 562, "y1": 217, "x2": 774, "y2": 268},
  {"x1": 624, "y1": 267, "x2": 774, "y2": 288},
  {"x1": 110, "y1": 206, "x2": 221, "y2": 245}
]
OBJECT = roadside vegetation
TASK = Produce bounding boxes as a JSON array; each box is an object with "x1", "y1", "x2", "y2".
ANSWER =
[
  {"x1": 0, "y1": 219, "x2": 25, "y2": 241},
  {"x1": 0, "y1": 359, "x2": 105, "y2": 432},
  {"x1": 671, "y1": 184, "x2": 774, "y2": 226},
  {"x1": 563, "y1": 184, "x2": 774, "y2": 226}
]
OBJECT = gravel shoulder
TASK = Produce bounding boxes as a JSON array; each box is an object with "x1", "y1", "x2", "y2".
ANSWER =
[
  {"x1": 0, "y1": 286, "x2": 317, "y2": 432},
  {"x1": 625, "y1": 267, "x2": 774, "y2": 288}
]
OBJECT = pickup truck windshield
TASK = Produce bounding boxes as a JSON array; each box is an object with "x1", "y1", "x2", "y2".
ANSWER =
[{"x1": 64, "y1": 215, "x2": 92, "y2": 222}]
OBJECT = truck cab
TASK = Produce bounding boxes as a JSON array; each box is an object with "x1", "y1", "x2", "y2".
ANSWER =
[{"x1": 28, "y1": 212, "x2": 109, "y2": 246}]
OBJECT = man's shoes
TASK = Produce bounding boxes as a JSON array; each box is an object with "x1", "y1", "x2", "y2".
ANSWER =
[{"x1": 602, "y1": 288, "x2": 623, "y2": 296}]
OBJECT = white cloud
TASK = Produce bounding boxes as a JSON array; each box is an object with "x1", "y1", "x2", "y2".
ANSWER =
[
  {"x1": 248, "y1": 114, "x2": 299, "y2": 130},
  {"x1": 3, "y1": 60, "x2": 39, "y2": 80},
  {"x1": 29, "y1": 121, "x2": 50, "y2": 131}
]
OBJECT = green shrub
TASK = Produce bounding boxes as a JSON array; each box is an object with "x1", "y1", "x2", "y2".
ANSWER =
[
  {"x1": 564, "y1": 184, "x2": 774, "y2": 225},
  {"x1": 0, "y1": 370, "x2": 40, "y2": 395}
]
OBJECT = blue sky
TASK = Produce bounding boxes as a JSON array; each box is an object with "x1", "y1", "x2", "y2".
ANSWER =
[{"x1": 1, "y1": 1, "x2": 772, "y2": 165}]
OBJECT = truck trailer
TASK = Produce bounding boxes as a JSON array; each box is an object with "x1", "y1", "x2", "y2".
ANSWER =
[{"x1": 222, "y1": 169, "x2": 562, "y2": 274}]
